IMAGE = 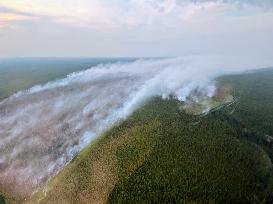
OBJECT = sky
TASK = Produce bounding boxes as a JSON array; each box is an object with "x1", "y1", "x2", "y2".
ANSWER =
[{"x1": 0, "y1": 0, "x2": 273, "y2": 58}]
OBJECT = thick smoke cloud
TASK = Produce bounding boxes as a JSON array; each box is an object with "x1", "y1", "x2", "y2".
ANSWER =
[{"x1": 0, "y1": 55, "x2": 272, "y2": 197}]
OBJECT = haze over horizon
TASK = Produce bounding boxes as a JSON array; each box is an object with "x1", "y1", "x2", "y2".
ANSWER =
[{"x1": 0, "y1": 0, "x2": 273, "y2": 59}]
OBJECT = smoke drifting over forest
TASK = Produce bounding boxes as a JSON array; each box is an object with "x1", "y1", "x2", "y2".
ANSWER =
[{"x1": 0, "y1": 55, "x2": 272, "y2": 197}]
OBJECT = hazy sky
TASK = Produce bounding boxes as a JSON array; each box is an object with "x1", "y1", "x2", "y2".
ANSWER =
[{"x1": 0, "y1": 0, "x2": 273, "y2": 57}]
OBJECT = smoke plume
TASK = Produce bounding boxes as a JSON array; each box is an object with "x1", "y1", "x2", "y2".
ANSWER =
[{"x1": 0, "y1": 55, "x2": 272, "y2": 197}]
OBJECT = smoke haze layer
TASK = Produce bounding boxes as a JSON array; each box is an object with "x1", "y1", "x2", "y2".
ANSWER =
[{"x1": 0, "y1": 56, "x2": 272, "y2": 197}]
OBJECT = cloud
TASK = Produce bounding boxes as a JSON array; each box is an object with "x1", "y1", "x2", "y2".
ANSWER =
[
  {"x1": 0, "y1": 0, "x2": 115, "y2": 31},
  {"x1": 0, "y1": 0, "x2": 272, "y2": 57},
  {"x1": 0, "y1": 13, "x2": 35, "y2": 21},
  {"x1": 1, "y1": 0, "x2": 272, "y2": 29},
  {"x1": 0, "y1": 7, "x2": 39, "y2": 28}
]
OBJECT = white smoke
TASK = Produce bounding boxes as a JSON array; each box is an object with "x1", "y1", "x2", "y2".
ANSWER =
[{"x1": 0, "y1": 55, "x2": 272, "y2": 197}]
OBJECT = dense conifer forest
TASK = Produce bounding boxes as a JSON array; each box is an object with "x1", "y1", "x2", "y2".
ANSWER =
[{"x1": 24, "y1": 69, "x2": 273, "y2": 203}]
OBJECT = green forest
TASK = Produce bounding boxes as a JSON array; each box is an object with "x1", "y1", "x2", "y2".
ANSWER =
[{"x1": 19, "y1": 68, "x2": 273, "y2": 204}]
